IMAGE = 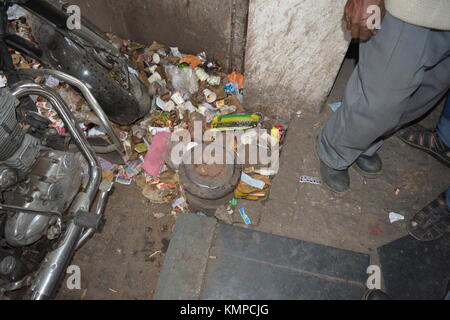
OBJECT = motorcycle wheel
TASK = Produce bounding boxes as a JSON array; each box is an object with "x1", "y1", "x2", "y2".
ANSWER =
[{"x1": 28, "y1": 14, "x2": 151, "y2": 126}]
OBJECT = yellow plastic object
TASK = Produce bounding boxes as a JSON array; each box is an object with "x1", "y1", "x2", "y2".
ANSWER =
[
  {"x1": 234, "y1": 174, "x2": 271, "y2": 200},
  {"x1": 211, "y1": 113, "x2": 262, "y2": 131}
]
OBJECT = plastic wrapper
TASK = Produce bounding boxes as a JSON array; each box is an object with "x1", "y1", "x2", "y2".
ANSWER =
[
  {"x1": 211, "y1": 113, "x2": 262, "y2": 131},
  {"x1": 234, "y1": 174, "x2": 271, "y2": 200},
  {"x1": 165, "y1": 65, "x2": 199, "y2": 94},
  {"x1": 179, "y1": 55, "x2": 202, "y2": 68}
]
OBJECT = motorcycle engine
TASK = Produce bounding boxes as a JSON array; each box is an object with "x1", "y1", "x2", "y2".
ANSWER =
[{"x1": 0, "y1": 89, "x2": 87, "y2": 249}]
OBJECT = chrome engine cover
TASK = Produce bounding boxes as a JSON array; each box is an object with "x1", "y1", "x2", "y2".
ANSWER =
[{"x1": 3, "y1": 150, "x2": 86, "y2": 247}]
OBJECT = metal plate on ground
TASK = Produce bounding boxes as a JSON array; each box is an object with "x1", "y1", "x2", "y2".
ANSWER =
[
  {"x1": 378, "y1": 235, "x2": 450, "y2": 300},
  {"x1": 155, "y1": 214, "x2": 370, "y2": 300}
]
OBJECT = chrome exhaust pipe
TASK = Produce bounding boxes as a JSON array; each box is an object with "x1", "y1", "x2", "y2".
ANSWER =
[
  {"x1": 10, "y1": 82, "x2": 102, "y2": 300},
  {"x1": 16, "y1": 68, "x2": 124, "y2": 153}
]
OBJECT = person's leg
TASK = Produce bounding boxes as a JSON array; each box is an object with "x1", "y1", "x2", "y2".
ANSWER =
[
  {"x1": 397, "y1": 91, "x2": 450, "y2": 167},
  {"x1": 318, "y1": 13, "x2": 450, "y2": 171},
  {"x1": 446, "y1": 186, "x2": 450, "y2": 210},
  {"x1": 437, "y1": 94, "x2": 450, "y2": 148}
]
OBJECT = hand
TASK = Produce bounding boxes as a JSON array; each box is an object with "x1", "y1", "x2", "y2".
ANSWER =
[{"x1": 344, "y1": 0, "x2": 386, "y2": 41}]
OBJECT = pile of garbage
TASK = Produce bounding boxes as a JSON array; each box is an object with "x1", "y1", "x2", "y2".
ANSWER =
[{"x1": 4, "y1": 9, "x2": 288, "y2": 224}]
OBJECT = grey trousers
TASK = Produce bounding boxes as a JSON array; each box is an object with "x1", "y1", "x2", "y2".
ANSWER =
[{"x1": 318, "y1": 13, "x2": 450, "y2": 170}]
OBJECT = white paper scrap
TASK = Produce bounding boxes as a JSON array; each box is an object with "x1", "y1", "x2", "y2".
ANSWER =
[
  {"x1": 45, "y1": 75, "x2": 60, "y2": 88},
  {"x1": 0, "y1": 75, "x2": 7, "y2": 88},
  {"x1": 172, "y1": 197, "x2": 186, "y2": 209},
  {"x1": 389, "y1": 212, "x2": 405, "y2": 224}
]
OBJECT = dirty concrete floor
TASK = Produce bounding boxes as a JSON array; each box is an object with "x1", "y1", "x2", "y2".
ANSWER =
[
  {"x1": 57, "y1": 183, "x2": 175, "y2": 300},
  {"x1": 58, "y1": 54, "x2": 449, "y2": 299}
]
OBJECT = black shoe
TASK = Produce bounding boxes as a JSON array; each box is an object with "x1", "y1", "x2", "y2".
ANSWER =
[
  {"x1": 319, "y1": 160, "x2": 350, "y2": 193},
  {"x1": 354, "y1": 153, "x2": 383, "y2": 179},
  {"x1": 398, "y1": 125, "x2": 450, "y2": 167},
  {"x1": 363, "y1": 290, "x2": 392, "y2": 300}
]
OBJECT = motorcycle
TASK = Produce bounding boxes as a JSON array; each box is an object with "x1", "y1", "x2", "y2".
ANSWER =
[
  {"x1": 2, "y1": 0, "x2": 151, "y2": 125},
  {"x1": 0, "y1": 0, "x2": 151, "y2": 299}
]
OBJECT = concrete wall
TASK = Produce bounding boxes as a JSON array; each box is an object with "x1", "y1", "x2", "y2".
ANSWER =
[
  {"x1": 70, "y1": 0, "x2": 349, "y2": 116},
  {"x1": 244, "y1": 0, "x2": 350, "y2": 116},
  {"x1": 69, "y1": 0, "x2": 128, "y2": 38},
  {"x1": 71, "y1": 0, "x2": 248, "y2": 72}
]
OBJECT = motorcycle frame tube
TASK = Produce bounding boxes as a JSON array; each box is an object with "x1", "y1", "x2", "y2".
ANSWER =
[
  {"x1": 10, "y1": 82, "x2": 101, "y2": 300},
  {"x1": 0, "y1": 204, "x2": 61, "y2": 220},
  {"x1": 17, "y1": 68, "x2": 124, "y2": 153},
  {"x1": 76, "y1": 180, "x2": 112, "y2": 250}
]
